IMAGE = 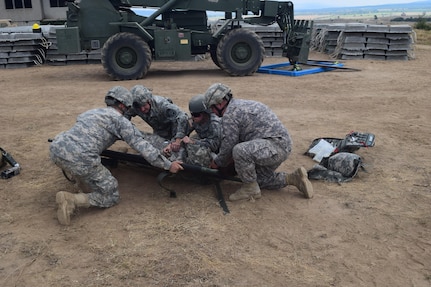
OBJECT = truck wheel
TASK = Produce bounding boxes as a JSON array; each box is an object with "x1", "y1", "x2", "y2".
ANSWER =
[
  {"x1": 101, "y1": 32, "x2": 152, "y2": 80},
  {"x1": 209, "y1": 45, "x2": 220, "y2": 68},
  {"x1": 216, "y1": 29, "x2": 264, "y2": 76}
]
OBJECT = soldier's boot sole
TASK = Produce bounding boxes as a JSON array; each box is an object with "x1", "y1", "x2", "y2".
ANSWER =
[{"x1": 56, "y1": 191, "x2": 75, "y2": 226}]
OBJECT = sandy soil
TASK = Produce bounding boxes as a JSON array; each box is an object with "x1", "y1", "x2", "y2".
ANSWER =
[{"x1": 0, "y1": 46, "x2": 430, "y2": 287}]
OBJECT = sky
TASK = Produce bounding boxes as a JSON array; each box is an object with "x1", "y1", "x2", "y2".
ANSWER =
[
  {"x1": 295, "y1": 0, "x2": 415, "y2": 9},
  {"x1": 134, "y1": 1, "x2": 420, "y2": 16}
]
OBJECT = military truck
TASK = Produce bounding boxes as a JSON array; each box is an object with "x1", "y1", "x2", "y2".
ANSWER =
[{"x1": 56, "y1": 0, "x2": 312, "y2": 80}]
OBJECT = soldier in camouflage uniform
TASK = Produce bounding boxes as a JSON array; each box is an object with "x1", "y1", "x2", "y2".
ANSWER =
[
  {"x1": 49, "y1": 86, "x2": 183, "y2": 225},
  {"x1": 203, "y1": 83, "x2": 313, "y2": 201},
  {"x1": 182, "y1": 94, "x2": 223, "y2": 166},
  {"x1": 127, "y1": 85, "x2": 189, "y2": 158}
]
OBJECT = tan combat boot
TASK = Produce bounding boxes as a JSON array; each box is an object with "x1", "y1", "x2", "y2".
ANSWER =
[
  {"x1": 229, "y1": 181, "x2": 262, "y2": 201},
  {"x1": 286, "y1": 167, "x2": 314, "y2": 199},
  {"x1": 56, "y1": 191, "x2": 90, "y2": 225}
]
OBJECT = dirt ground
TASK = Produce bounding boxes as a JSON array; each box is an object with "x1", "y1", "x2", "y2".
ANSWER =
[{"x1": 0, "y1": 44, "x2": 430, "y2": 287}]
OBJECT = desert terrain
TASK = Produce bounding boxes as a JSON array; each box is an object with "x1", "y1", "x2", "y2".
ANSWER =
[{"x1": 0, "y1": 45, "x2": 430, "y2": 286}]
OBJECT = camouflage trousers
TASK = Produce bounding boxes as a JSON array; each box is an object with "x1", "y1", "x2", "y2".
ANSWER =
[
  {"x1": 49, "y1": 153, "x2": 120, "y2": 208},
  {"x1": 232, "y1": 138, "x2": 290, "y2": 190},
  {"x1": 184, "y1": 143, "x2": 213, "y2": 167},
  {"x1": 142, "y1": 131, "x2": 213, "y2": 166},
  {"x1": 141, "y1": 131, "x2": 168, "y2": 151},
  {"x1": 141, "y1": 131, "x2": 185, "y2": 161}
]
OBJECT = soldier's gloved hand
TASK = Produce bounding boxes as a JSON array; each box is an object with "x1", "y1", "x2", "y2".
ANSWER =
[
  {"x1": 182, "y1": 136, "x2": 194, "y2": 144},
  {"x1": 209, "y1": 160, "x2": 219, "y2": 169},
  {"x1": 169, "y1": 161, "x2": 184, "y2": 173},
  {"x1": 170, "y1": 138, "x2": 182, "y2": 152},
  {"x1": 163, "y1": 145, "x2": 172, "y2": 156}
]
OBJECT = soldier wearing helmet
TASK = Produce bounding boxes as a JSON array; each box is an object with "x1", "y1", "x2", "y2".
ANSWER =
[
  {"x1": 128, "y1": 85, "x2": 189, "y2": 156},
  {"x1": 49, "y1": 86, "x2": 183, "y2": 226},
  {"x1": 104, "y1": 85, "x2": 134, "y2": 110},
  {"x1": 203, "y1": 83, "x2": 313, "y2": 201},
  {"x1": 203, "y1": 83, "x2": 232, "y2": 117},
  {"x1": 181, "y1": 94, "x2": 223, "y2": 166}
]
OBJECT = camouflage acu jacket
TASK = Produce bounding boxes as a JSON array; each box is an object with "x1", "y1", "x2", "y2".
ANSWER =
[
  {"x1": 188, "y1": 113, "x2": 222, "y2": 153},
  {"x1": 215, "y1": 99, "x2": 292, "y2": 167},
  {"x1": 130, "y1": 95, "x2": 189, "y2": 141},
  {"x1": 50, "y1": 107, "x2": 172, "y2": 170}
]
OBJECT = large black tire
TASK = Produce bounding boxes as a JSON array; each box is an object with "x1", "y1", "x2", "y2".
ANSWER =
[
  {"x1": 101, "y1": 32, "x2": 152, "y2": 81},
  {"x1": 216, "y1": 28, "x2": 265, "y2": 76},
  {"x1": 209, "y1": 45, "x2": 220, "y2": 68}
]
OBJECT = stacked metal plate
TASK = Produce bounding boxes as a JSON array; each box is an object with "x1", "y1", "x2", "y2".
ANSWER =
[{"x1": 311, "y1": 23, "x2": 414, "y2": 61}]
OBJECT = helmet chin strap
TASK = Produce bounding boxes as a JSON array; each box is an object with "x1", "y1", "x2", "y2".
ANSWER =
[
  {"x1": 117, "y1": 103, "x2": 129, "y2": 115},
  {"x1": 213, "y1": 96, "x2": 231, "y2": 117},
  {"x1": 214, "y1": 105, "x2": 226, "y2": 117}
]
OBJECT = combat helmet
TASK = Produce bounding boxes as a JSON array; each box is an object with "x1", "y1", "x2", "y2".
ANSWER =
[
  {"x1": 189, "y1": 94, "x2": 209, "y2": 115},
  {"x1": 203, "y1": 83, "x2": 232, "y2": 108},
  {"x1": 130, "y1": 85, "x2": 153, "y2": 108},
  {"x1": 105, "y1": 86, "x2": 133, "y2": 108}
]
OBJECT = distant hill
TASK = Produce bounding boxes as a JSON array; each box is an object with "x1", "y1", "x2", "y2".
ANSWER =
[{"x1": 295, "y1": 0, "x2": 431, "y2": 14}]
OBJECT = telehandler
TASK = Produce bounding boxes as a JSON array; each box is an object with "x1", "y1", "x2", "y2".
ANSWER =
[{"x1": 56, "y1": 0, "x2": 312, "y2": 80}]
